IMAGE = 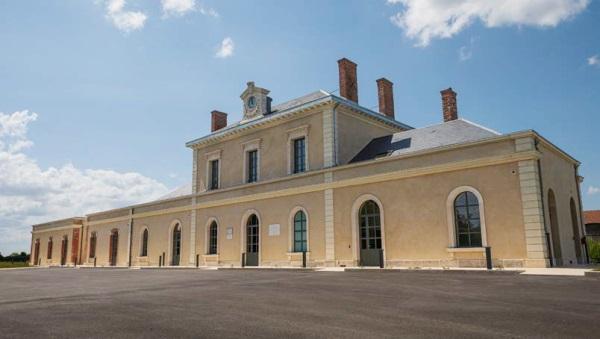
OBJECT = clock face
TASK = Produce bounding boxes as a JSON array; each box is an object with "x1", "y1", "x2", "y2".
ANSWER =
[{"x1": 247, "y1": 96, "x2": 256, "y2": 109}]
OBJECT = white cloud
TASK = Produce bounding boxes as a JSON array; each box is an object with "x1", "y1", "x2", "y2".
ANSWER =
[
  {"x1": 105, "y1": 0, "x2": 147, "y2": 33},
  {"x1": 161, "y1": 0, "x2": 219, "y2": 18},
  {"x1": 588, "y1": 186, "x2": 600, "y2": 195},
  {"x1": 388, "y1": 0, "x2": 590, "y2": 46},
  {"x1": 588, "y1": 55, "x2": 600, "y2": 67},
  {"x1": 162, "y1": 0, "x2": 195, "y2": 17},
  {"x1": 199, "y1": 6, "x2": 219, "y2": 18},
  {"x1": 0, "y1": 110, "x2": 168, "y2": 254},
  {"x1": 458, "y1": 37, "x2": 477, "y2": 61},
  {"x1": 458, "y1": 45, "x2": 472, "y2": 61},
  {"x1": 215, "y1": 37, "x2": 234, "y2": 58}
]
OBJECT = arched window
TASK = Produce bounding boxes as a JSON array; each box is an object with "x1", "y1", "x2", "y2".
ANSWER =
[
  {"x1": 172, "y1": 223, "x2": 181, "y2": 266},
  {"x1": 359, "y1": 200, "x2": 382, "y2": 251},
  {"x1": 208, "y1": 221, "x2": 218, "y2": 255},
  {"x1": 569, "y1": 198, "x2": 582, "y2": 262},
  {"x1": 293, "y1": 211, "x2": 307, "y2": 252},
  {"x1": 548, "y1": 189, "x2": 562, "y2": 264},
  {"x1": 47, "y1": 237, "x2": 53, "y2": 259},
  {"x1": 33, "y1": 239, "x2": 40, "y2": 265},
  {"x1": 246, "y1": 214, "x2": 259, "y2": 254},
  {"x1": 140, "y1": 229, "x2": 148, "y2": 257},
  {"x1": 89, "y1": 232, "x2": 97, "y2": 259},
  {"x1": 454, "y1": 191, "x2": 482, "y2": 248}
]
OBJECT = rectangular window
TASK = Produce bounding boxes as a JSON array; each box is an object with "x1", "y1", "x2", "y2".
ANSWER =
[
  {"x1": 293, "y1": 137, "x2": 306, "y2": 174},
  {"x1": 210, "y1": 159, "x2": 219, "y2": 190},
  {"x1": 247, "y1": 150, "x2": 257, "y2": 183}
]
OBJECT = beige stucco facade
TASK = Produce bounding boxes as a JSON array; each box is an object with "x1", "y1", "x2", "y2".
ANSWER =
[{"x1": 30, "y1": 83, "x2": 586, "y2": 270}]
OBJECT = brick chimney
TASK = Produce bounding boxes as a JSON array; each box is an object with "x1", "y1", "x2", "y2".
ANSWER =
[
  {"x1": 376, "y1": 78, "x2": 394, "y2": 119},
  {"x1": 211, "y1": 110, "x2": 227, "y2": 132},
  {"x1": 338, "y1": 58, "x2": 358, "y2": 103},
  {"x1": 440, "y1": 88, "x2": 458, "y2": 122}
]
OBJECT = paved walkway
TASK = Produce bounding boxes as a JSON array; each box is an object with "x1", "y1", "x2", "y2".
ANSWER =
[{"x1": 1, "y1": 268, "x2": 598, "y2": 338}]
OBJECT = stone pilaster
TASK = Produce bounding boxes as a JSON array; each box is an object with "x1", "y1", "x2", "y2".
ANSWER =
[
  {"x1": 516, "y1": 137, "x2": 549, "y2": 267},
  {"x1": 323, "y1": 108, "x2": 336, "y2": 263},
  {"x1": 189, "y1": 149, "x2": 198, "y2": 265}
]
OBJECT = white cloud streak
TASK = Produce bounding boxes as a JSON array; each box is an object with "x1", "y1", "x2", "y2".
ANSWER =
[
  {"x1": 215, "y1": 37, "x2": 234, "y2": 58},
  {"x1": 161, "y1": 0, "x2": 219, "y2": 18},
  {"x1": 388, "y1": 0, "x2": 590, "y2": 46},
  {"x1": 161, "y1": 0, "x2": 196, "y2": 17},
  {"x1": 588, "y1": 55, "x2": 600, "y2": 67},
  {"x1": 105, "y1": 0, "x2": 147, "y2": 33},
  {"x1": 588, "y1": 186, "x2": 600, "y2": 195},
  {"x1": 0, "y1": 110, "x2": 168, "y2": 254}
]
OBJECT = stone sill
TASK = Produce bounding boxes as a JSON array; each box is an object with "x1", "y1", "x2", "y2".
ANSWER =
[
  {"x1": 446, "y1": 247, "x2": 486, "y2": 253},
  {"x1": 286, "y1": 252, "x2": 311, "y2": 256}
]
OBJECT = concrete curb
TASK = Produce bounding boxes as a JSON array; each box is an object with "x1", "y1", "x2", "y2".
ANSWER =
[
  {"x1": 217, "y1": 267, "x2": 315, "y2": 272},
  {"x1": 344, "y1": 268, "x2": 524, "y2": 275}
]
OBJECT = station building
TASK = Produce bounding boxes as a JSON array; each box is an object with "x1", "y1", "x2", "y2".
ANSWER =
[{"x1": 30, "y1": 58, "x2": 587, "y2": 269}]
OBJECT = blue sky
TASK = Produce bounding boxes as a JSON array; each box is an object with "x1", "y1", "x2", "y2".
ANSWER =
[{"x1": 1, "y1": 0, "x2": 599, "y2": 254}]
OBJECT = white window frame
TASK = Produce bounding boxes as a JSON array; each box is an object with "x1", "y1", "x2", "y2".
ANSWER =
[
  {"x1": 287, "y1": 125, "x2": 309, "y2": 175},
  {"x1": 205, "y1": 150, "x2": 221, "y2": 191},
  {"x1": 446, "y1": 186, "x2": 488, "y2": 248},
  {"x1": 242, "y1": 138, "x2": 261, "y2": 184}
]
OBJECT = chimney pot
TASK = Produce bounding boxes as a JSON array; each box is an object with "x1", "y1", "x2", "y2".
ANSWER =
[
  {"x1": 376, "y1": 78, "x2": 395, "y2": 119},
  {"x1": 211, "y1": 110, "x2": 228, "y2": 132},
  {"x1": 338, "y1": 58, "x2": 358, "y2": 103},
  {"x1": 440, "y1": 88, "x2": 458, "y2": 122}
]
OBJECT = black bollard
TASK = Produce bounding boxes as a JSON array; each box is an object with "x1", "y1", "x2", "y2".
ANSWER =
[
  {"x1": 302, "y1": 251, "x2": 306, "y2": 268},
  {"x1": 485, "y1": 246, "x2": 492, "y2": 270}
]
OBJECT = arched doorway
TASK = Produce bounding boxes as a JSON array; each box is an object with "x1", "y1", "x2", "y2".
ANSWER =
[
  {"x1": 548, "y1": 190, "x2": 562, "y2": 266},
  {"x1": 60, "y1": 235, "x2": 68, "y2": 266},
  {"x1": 358, "y1": 200, "x2": 382, "y2": 267},
  {"x1": 245, "y1": 214, "x2": 259, "y2": 266},
  {"x1": 570, "y1": 198, "x2": 582, "y2": 263},
  {"x1": 172, "y1": 223, "x2": 181, "y2": 266},
  {"x1": 109, "y1": 230, "x2": 118, "y2": 266}
]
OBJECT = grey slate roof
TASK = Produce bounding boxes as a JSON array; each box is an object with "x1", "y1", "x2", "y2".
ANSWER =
[
  {"x1": 350, "y1": 119, "x2": 501, "y2": 163},
  {"x1": 270, "y1": 90, "x2": 330, "y2": 113},
  {"x1": 185, "y1": 90, "x2": 411, "y2": 147}
]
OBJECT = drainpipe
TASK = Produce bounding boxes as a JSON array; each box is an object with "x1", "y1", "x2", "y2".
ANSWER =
[
  {"x1": 78, "y1": 223, "x2": 84, "y2": 265},
  {"x1": 128, "y1": 208, "x2": 134, "y2": 267},
  {"x1": 574, "y1": 165, "x2": 588, "y2": 264},
  {"x1": 536, "y1": 154, "x2": 553, "y2": 267},
  {"x1": 332, "y1": 101, "x2": 340, "y2": 167}
]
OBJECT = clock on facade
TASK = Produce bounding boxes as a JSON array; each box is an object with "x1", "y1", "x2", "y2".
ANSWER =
[{"x1": 247, "y1": 96, "x2": 256, "y2": 109}]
